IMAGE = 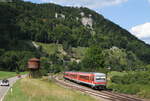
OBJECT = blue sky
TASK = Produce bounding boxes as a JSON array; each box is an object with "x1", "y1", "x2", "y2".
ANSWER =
[{"x1": 24, "y1": 0, "x2": 150, "y2": 44}]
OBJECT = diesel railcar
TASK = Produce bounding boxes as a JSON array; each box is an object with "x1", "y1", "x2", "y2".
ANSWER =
[{"x1": 63, "y1": 71, "x2": 106, "y2": 89}]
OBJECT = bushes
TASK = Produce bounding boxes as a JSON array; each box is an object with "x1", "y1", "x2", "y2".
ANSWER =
[
  {"x1": 111, "y1": 76, "x2": 123, "y2": 84},
  {"x1": 109, "y1": 71, "x2": 150, "y2": 98},
  {"x1": 111, "y1": 72, "x2": 150, "y2": 85},
  {"x1": 109, "y1": 83, "x2": 150, "y2": 98},
  {"x1": 110, "y1": 84, "x2": 140, "y2": 94},
  {"x1": 137, "y1": 86, "x2": 150, "y2": 98}
]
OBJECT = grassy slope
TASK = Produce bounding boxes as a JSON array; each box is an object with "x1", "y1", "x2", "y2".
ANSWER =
[
  {"x1": 72, "y1": 47, "x2": 88, "y2": 59},
  {"x1": 108, "y1": 71, "x2": 128, "y2": 78},
  {"x1": 0, "y1": 71, "x2": 28, "y2": 80},
  {"x1": 4, "y1": 78, "x2": 98, "y2": 101},
  {"x1": 36, "y1": 42, "x2": 62, "y2": 55},
  {"x1": 36, "y1": 42, "x2": 88, "y2": 60}
]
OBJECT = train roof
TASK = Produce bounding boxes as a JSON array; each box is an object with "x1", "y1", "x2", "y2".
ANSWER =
[{"x1": 64, "y1": 71, "x2": 105, "y2": 75}]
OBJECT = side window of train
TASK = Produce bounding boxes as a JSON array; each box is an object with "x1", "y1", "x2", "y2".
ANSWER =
[
  {"x1": 80, "y1": 75, "x2": 89, "y2": 80},
  {"x1": 70, "y1": 74, "x2": 76, "y2": 78}
]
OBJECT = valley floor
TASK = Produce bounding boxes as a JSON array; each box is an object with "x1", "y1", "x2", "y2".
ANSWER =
[{"x1": 4, "y1": 77, "x2": 99, "y2": 101}]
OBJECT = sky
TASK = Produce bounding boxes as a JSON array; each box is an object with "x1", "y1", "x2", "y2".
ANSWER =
[{"x1": 24, "y1": 0, "x2": 150, "y2": 44}]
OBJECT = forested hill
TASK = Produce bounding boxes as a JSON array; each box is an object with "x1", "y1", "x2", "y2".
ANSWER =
[{"x1": 1, "y1": 0, "x2": 150, "y2": 66}]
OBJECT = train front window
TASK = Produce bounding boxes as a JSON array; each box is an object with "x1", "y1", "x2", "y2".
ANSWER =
[{"x1": 95, "y1": 76, "x2": 105, "y2": 81}]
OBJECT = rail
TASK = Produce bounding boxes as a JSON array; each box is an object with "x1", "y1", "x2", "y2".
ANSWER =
[{"x1": 52, "y1": 76, "x2": 143, "y2": 101}]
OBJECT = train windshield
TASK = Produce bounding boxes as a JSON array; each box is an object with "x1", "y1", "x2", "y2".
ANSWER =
[{"x1": 95, "y1": 76, "x2": 106, "y2": 81}]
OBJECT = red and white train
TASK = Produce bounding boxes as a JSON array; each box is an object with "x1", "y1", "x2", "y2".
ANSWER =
[{"x1": 63, "y1": 71, "x2": 106, "y2": 89}]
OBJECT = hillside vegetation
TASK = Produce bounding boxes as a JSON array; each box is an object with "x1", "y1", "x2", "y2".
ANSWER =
[
  {"x1": 0, "y1": 0, "x2": 150, "y2": 72},
  {"x1": 5, "y1": 0, "x2": 150, "y2": 64},
  {"x1": 0, "y1": 2, "x2": 40, "y2": 72}
]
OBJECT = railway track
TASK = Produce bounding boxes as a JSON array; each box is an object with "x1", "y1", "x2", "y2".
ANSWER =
[{"x1": 52, "y1": 76, "x2": 144, "y2": 101}]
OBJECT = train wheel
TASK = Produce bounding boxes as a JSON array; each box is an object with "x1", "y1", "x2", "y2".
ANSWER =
[
  {"x1": 99, "y1": 86, "x2": 106, "y2": 90},
  {"x1": 103, "y1": 86, "x2": 106, "y2": 90},
  {"x1": 91, "y1": 85, "x2": 95, "y2": 89},
  {"x1": 91, "y1": 86, "x2": 98, "y2": 90}
]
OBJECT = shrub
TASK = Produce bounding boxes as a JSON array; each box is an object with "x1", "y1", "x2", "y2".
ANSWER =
[
  {"x1": 111, "y1": 76, "x2": 123, "y2": 84},
  {"x1": 111, "y1": 71, "x2": 150, "y2": 85},
  {"x1": 110, "y1": 84, "x2": 140, "y2": 94},
  {"x1": 137, "y1": 88, "x2": 150, "y2": 98},
  {"x1": 110, "y1": 71, "x2": 150, "y2": 98}
]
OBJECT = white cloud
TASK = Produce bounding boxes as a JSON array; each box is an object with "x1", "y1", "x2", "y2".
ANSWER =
[
  {"x1": 141, "y1": 38, "x2": 150, "y2": 44},
  {"x1": 130, "y1": 23, "x2": 150, "y2": 39},
  {"x1": 40, "y1": 0, "x2": 128, "y2": 8},
  {"x1": 130, "y1": 23, "x2": 150, "y2": 44}
]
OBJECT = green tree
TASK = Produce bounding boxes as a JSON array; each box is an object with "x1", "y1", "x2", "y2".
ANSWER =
[
  {"x1": 102, "y1": 47, "x2": 128, "y2": 71},
  {"x1": 81, "y1": 45, "x2": 104, "y2": 71}
]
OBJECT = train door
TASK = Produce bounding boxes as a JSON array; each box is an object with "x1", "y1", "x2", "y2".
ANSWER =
[{"x1": 91, "y1": 75, "x2": 94, "y2": 84}]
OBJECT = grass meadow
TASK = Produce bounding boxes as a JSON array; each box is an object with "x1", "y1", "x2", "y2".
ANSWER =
[
  {"x1": 0, "y1": 71, "x2": 28, "y2": 80},
  {"x1": 0, "y1": 71, "x2": 17, "y2": 80},
  {"x1": 4, "y1": 78, "x2": 98, "y2": 101}
]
